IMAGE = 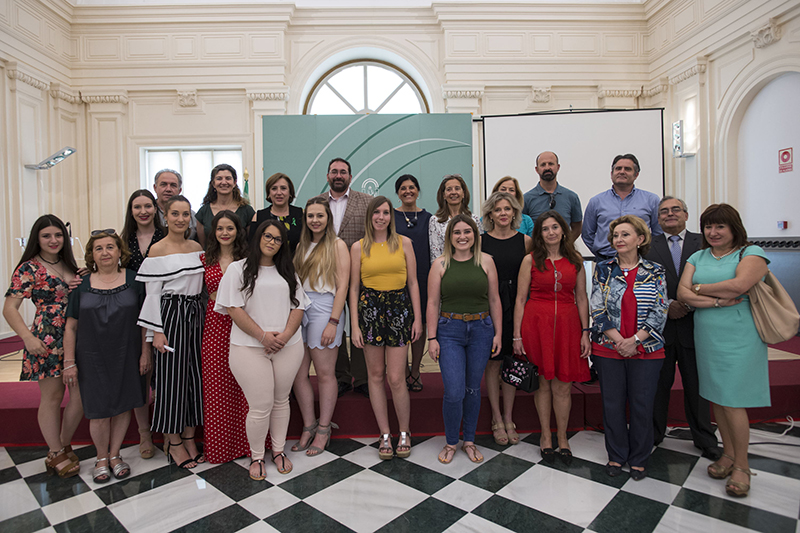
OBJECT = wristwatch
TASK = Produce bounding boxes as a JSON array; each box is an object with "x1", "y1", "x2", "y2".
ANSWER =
[
  {"x1": 633, "y1": 334, "x2": 642, "y2": 345},
  {"x1": 693, "y1": 284, "x2": 702, "y2": 295}
]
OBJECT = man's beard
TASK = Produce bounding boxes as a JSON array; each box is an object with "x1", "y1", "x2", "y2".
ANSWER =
[
  {"x1": 541, "y1": 170, "x2": 556, "y2": 181},
  {"x1": 330, "y1": 178, "x2": 348, "y2": 193}
]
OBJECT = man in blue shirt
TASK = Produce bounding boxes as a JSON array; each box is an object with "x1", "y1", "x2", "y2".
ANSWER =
[
  {"x1": 522, "y1": 151, "x2": 583, "y2": 241},
  {"x1": 581, "y1": 154, "x2": 662, "y2": 260}
]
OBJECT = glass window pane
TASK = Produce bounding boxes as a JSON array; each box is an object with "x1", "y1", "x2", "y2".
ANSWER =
[
  {"x1": 310, "y1": 84, "x2": 357, "y2": 115},
  {"x1": 379, "y1": 84, "x2": 423, "y2": 114},
  {"x1": 328, "y1": 66, "x2": 365, "y2": 112},
  {"x1": 181, "y1": 151, "x2": 213, "y2": 210},
  {"x1": 147, "y1": 151, "x2": 180, "y2": 185},
  {"x1": 366, "y1": 66, "x2": 403, "y2": 111}
]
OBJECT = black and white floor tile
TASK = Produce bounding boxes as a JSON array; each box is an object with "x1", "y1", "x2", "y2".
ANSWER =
[{"x1": 1, "y1": 424, "x2": 799, "y2": 533}]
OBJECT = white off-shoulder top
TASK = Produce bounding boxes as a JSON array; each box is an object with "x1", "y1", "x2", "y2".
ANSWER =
[{"x1": 136, "y1": 251, "x2": 204, "y2": 334}]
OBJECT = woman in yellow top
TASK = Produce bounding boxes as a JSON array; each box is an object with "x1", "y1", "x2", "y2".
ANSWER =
[{"x1": 350, "y1": 196, "x2": 422, "y2": 460}]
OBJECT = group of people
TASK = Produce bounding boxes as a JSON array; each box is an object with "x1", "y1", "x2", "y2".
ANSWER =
[{"x1": 4, "y1": 153, "x2": 771, "y2": 498}]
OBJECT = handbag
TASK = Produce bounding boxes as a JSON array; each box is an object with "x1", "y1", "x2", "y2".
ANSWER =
[
  {"x1": 739, "y1": 248, "x2": 800, "y2": 344},
  {"x1": 501, "y1": 354, "x2": 539, "y2": 393}
]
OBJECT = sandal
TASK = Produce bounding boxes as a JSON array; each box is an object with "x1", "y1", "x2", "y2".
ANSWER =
[
  {"x1": 110, "y1": 455, "x2": 130, "y2": 479},
  {"x1": 307, "y1": 422, "x2": 337, "y2": 457},
  {"x1": 139, "y1": 428, "x2": 155, "y2": 460},
  {"x1": 249, "y1": 459, "x2": 266, "y2": 481},
  {"x1": 181, "y1": 433, "x2": 205, "y2": 463},
  {"x1": 505, "y1": 422, "x2": 520, "y2": 445},
  {"x1": 492, "y1": 420, "x2": 509, "y2": 446},
  {"x1": 707, "y1": 453, "x2": 735, "y2": 479},
  {"x1": 396, "y1": 431, "x2": 411, "y2": 458},
  {"x1": 291, "y1": 419, "x2": 319, "y2": 452},
  {"x1": 438, "y1": 445, "x2": 457, "y2": 464},
  {"x1": 406, "y1": 371, "x2": 423, "y2": 392},
  {"x1": 378, "y1": 433, "x2": 394, "y2": 460},
  {"x1": 45, "y1": 447, "x2": 80, "y2": 478},
  {"x1": 93, "y1": 457, "x2": 111, "y2": 484},
  {"x1": 461, "y1": 443, "x2": 484, "y2": 463},
  {"x1": 165, "y1": 440, "x2": 196, "y2": 469},
  {"x1": 726, "y1": 466, "x2": 755, "y2": 497},
  {"x1": 63, "y1": 444, "x2": 80, "y2": 465},
  {"x1": 272, "y1": 452, "x2": 293, "y2": 475}
]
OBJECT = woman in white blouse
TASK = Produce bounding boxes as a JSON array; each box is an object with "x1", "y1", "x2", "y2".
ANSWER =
[
  {"x1": 428, "y1": 174, "x2": 483, "y2": 263},
  {"x1": 215, "y1": 219, "x2": 309, "y2": 481},
  {"x1": 136, "y1": 195, "x2": 205, "y2": 469}
]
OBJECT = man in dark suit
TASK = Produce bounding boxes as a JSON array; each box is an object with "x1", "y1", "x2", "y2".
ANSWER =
[
  {"x1": 645, "y1": 196, "x2": 721, "y2": 459},
  {"x1": 313, "y1": 158, "x2": 372, "y2": 397}
]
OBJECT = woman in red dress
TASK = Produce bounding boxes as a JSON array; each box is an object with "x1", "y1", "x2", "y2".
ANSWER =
[
  {"x1": 201, "y1": 210, "x2": 253, "y2": 463},
  {"x1": 513, "y1": 210, "x2": 590, "y2": 465}
]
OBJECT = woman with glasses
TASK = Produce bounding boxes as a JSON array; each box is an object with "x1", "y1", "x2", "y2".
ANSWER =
[
  {"x1": 490, "y1": 177, "x2": 534, "y2": 237},
  {"x1": 480, "y1": 192, "x2": 532, "y2": 446},
  {"x1": 393, "y1": 174, "x2": 432, "y2": 392},
  {"x1": 428, "y1": 174, "x2": 483, "y2": 263},
  {"x1": 216, "y1": 220, "x2": 309, "y2": 480},
  {"x1": 250, "y1": 173, "x2": 303, "y2": 254},
  {"x1": 196, "y1": 164, "x2": 255, "y2": 249},
  {"x1": 120, "y1": 189, "x2": 164, "y2": 460},
  {"x1": 64, "y1": 230, "x2": 148, "y2": 482},
  {"x1": 137, "y1": 195, "x2": 205, "y2": 469},
  {"x1": 513, "y1": 211, "x2": 591, "y2": 464}
]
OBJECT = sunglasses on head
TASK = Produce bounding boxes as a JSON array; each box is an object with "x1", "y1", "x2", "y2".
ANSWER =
[{"x1": 91, "y1": 228, "x2": 116, "y2": 236}]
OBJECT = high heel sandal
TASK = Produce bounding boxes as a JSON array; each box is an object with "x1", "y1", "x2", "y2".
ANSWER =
[
  {"x1": 505, "y1": 422, "x2": 520, "y2": 445},
  {"x1": 291, "y1": 419, "x2": 319, "y2": 452},
  {"x1": 63, "y1": 444, "x2": 80, "y2": 465},
  {"x1": 726, "y1": 467, "x2": 755, "y2": 497},
  {"x1": 272, "y1": 452, "x2": 293, "y2": 475},
  {"x1": 396, "y1": 431, "x2": 411, "y2": 458},
  {"x1": 139, "y1": 428, "x2": 155, "y2": 459},
  {"x1": 307, "y1": 422, "x2": 338, "y2": 457},
  {"x1": 110, "y1": 455, "x2": 131, "y2": 479},
  {"x1": 492, "y1": 420, "x2": 509, "y2": 446},
  {"x1": 180, "y1": 433, "x2": 205, "y2": 463},
  {"x1": 249, "y1": 459, "x2": 266, "y2": 481},
  {"x1": 93, "y1": 457, "x2": 111, "y2": 484},
  {"x1": 707, "y1": 453, "x2": 735, "y2": 479},
  {"x1": 45, "y1": 447, "x2": 80, "y2": 478},
  {"x1": 378, "y1": 433, "x2": 394, "y2": 460},
  {"x1": 164, "y1": 440, "x2": 196, "y2": 469}
]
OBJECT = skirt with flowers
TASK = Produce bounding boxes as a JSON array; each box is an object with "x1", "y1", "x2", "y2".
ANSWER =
[{"x1": 357, "y1": 285, "x2": 413, "y2": 347}]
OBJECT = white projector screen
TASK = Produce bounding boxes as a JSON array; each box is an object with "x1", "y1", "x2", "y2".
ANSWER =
[{"x1": 482, "y1": 108, "x2": 665, "y2": 221}]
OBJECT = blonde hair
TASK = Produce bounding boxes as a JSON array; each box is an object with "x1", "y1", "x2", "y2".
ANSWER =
[
  {"x1": 608, "y1": 214, "x2": 652, "y2": 256},
  {"x1": 294, "y1": 197, "x2": 338, "y2": 292},
  {"x1": 362, "y1": 196, "x2": 400, "y2": 257},
  {"x1": 442, "y1": 214, "x2": 482, "y2": 270},
  {"x1": 492, "y1": 176, "x2": 524, "y2": 207},
  {"x1": 481, "y1": 191, "x2": 521, "y2": 232}
]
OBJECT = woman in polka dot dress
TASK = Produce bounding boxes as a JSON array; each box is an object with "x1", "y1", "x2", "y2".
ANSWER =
[{"x1": 201, "y1": 211, "x2": 260, "y2": 462}]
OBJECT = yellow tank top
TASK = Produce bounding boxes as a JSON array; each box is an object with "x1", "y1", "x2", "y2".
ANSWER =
[{"x1": 360, "y1": 238, "x2": 407, "y2": 291}]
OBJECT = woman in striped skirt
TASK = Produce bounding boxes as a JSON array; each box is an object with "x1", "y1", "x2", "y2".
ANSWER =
[{"x1": 137, "y1": 195, "x2": 206, "y2": 469}]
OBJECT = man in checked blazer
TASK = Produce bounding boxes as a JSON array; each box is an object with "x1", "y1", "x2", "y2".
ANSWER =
[
  {"x1": 314, "y1": 158, "x2": 373, "y2": 397},
  {"x1": 644, "y1": 196, "x2": 721, "y2": 459}
]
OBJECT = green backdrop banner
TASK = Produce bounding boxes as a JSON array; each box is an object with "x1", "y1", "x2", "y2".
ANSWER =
[{"x1": 262, "y1": 114, "x2": 473, "y2": 214}]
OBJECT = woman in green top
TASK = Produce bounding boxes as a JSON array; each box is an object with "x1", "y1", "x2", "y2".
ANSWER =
[
  {"x1": 427, "y1": 214, "x2": 502, "y2": 465},
  {"x1": 196, "y1": 164, "x2": 255, "y2": 248}
]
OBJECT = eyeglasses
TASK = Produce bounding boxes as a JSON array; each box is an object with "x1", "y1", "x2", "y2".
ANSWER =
[
  {"x1": 548, "y1": 194, "x2": 557, "y2": 209},
  {"x1": 328, "y1": 169, "x2": 349, "y2": 176},
  {"x1": 261, "y1": 233, "x2": 283, "y2": 245},
  {"x1": 659, "y1": 206, "x2": 686, "y2": 215},
  {"x1": 91, "y1": 228, "x2": 116, "y2": 236}
]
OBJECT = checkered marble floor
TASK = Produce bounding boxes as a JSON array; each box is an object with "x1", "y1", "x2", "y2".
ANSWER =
[{"x1": 1, "y1": 424, "x2": 799, "y2": 533}]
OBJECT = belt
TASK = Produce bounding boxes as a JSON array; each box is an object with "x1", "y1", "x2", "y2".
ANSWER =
[{"x1": 440, "y1": 311, "x2": 490, "y2": 321}]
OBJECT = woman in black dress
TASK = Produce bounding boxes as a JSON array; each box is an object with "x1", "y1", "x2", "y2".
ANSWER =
[
  {"x1": 64, "y1": 231, "x2": 149, "y2": 483},
  {"x1": 250, "y1": 173, "x2": 303, "y2": 254},
  {"x1": 480, "y1": 191, "x2": 531, "y2": 446}
]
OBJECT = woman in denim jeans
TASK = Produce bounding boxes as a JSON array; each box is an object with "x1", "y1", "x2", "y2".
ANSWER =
[
  {"x1": 427, "y1": 215, "x2": 502, "y2": 464},
  {"x1": 590, "y1": 215, "x2": 668, "y2": 481}
]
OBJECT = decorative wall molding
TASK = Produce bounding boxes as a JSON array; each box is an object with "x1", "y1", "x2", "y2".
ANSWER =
[
  {"x1": 49, "y1": 83, "x2": 82, "y2": 104},
  {"x1": 443, "y1": 89, "x2": 484, "y2": 99},
  {"x1": 177, "y1": 90, "x2": 198, "y2": 107},
  {"x1": 531, "y1": 87, "x2": 551, "y2": 103},
  {"x1": 597, "y1": 87, "x2": 642, "y2": 98},
  {"x1": 643, "y1": 82, "x2": 668, "y2": 97},
  {"x1": 751, "y1": 18, "x2": 781, "y2": 49},
  {"x1": 669, "y1": 63, "x2": 707, "y2": 85},
  {"x1": 6, "y1": 67, "x2": 49, "y2": 91},
  {"x1": 80, "y1": 93, "x2": 129, "y2": 105},
  {"x1": 247, "y1": 90, "x2": 289, "y2": 101}
]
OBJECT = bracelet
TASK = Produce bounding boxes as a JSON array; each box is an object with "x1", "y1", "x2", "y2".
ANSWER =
[
  {"x1": 582, "y1": 328, "x2": 592, "y2": 332},
  {"x1": 63, "y1": 364, "x2": 77, "y2": 371},
  {"x1": 260, "y1": 331, "x2": 267, "y2": 344},
  {"x1": 329, "y1": 317, "x2": 340, "y2": 325},
  {"x1": 427, "y1": 337, "x2": 437, "y2": 341},
  {"x1": 63, "y1": 359, "x2": 76, "y2": 363},
  {"x1": 512, "y1": 337, "x2": 522, "y2": 341}
]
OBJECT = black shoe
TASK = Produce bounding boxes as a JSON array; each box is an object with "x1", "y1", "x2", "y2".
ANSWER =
[
  {"x1": 558, "y1": 448, "x2": 573, "y2": 466},
  {"x1": 353, "y1": 383, "x2": 370, "y2": 398},
  {"x1": 605, "y1": 463, "x2": 623, "y2": 477},
  {"x1": 581, "y1": 367, "x2": 599, "y2": 385},
  {"x1": 540, "y1": 448, "x2": 556, "y2": 464},
  {"x1": 337, "y1": 382, "x2": 353, "y2": 398},
  {"x1": 698, "y1": 446, "x2": 723, "y2": 461},
  {"x1": 630, "y1": 468, "x2": 647, "y2": 481}
]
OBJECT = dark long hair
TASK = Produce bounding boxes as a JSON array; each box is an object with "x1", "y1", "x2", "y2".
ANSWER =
[
  {"x1": 17, "y1": 215, "x2": 79, "y2": 274},
  {"x1": 202, "y1": 163, "x2": 248, "y2": 206},
  {"x1": 699, "y1": 203, "x2": 749, "y2": 249},
  {"x1": 205, "y1": 210, "x2": 248, "y2": 265},
  {"x1": 531, "y1": 210, "x2": 583, "y2": 273},
  {"x1": 241, "y1": 220, "x2": 298, "y2": 306},
  {"x1": 121, "y1": 189, "x2": 164, "y2": 245}
]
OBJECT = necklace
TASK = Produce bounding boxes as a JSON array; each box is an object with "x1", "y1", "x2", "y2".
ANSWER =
[
  {"x1": 400, "y1": 209, "x2": 418, "y2": 228},
  {"x1": 38, "y1": 255, "x2": 65, "y2": 280},
  {"x1": 96, "y1": 271, "x2": 123, "y2": 285},
  {"x1": 710, "y1": 247, "x2": 738, "y2": 260},
  {"x1": 38, "y1": 254, "x2": 60, "y2": 265}
]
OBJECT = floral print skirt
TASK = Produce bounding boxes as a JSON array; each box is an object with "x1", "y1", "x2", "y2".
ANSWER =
[{"x1": 357, "y1": 285, "x2": 413, "y2": 347}]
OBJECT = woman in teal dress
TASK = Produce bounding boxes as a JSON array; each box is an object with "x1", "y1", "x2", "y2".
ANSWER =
[{"x1": 678, "y1": 203, "x2": 770, "y2": 498}]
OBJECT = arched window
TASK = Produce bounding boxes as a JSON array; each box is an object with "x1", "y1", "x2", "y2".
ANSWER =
[{"x1": 304, "y1": 60, "x2": 429, "y2": 115}]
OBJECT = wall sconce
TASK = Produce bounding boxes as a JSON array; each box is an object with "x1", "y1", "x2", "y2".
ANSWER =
[
  {"x1": 672, "y1": 120, "x2": 695, "y2": 158},
  {"x1": 25, "y1": 147, "x2": 76, "y2": 170}
]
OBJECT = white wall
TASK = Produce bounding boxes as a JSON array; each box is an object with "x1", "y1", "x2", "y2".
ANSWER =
[{"x1": 737, "y1": 72, "x2": 800, "y2": 237}]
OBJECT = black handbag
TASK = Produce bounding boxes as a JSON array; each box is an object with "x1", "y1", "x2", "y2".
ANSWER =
[{"x1": 501, "y1": 354, "x2": 539, "y2": 393}]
